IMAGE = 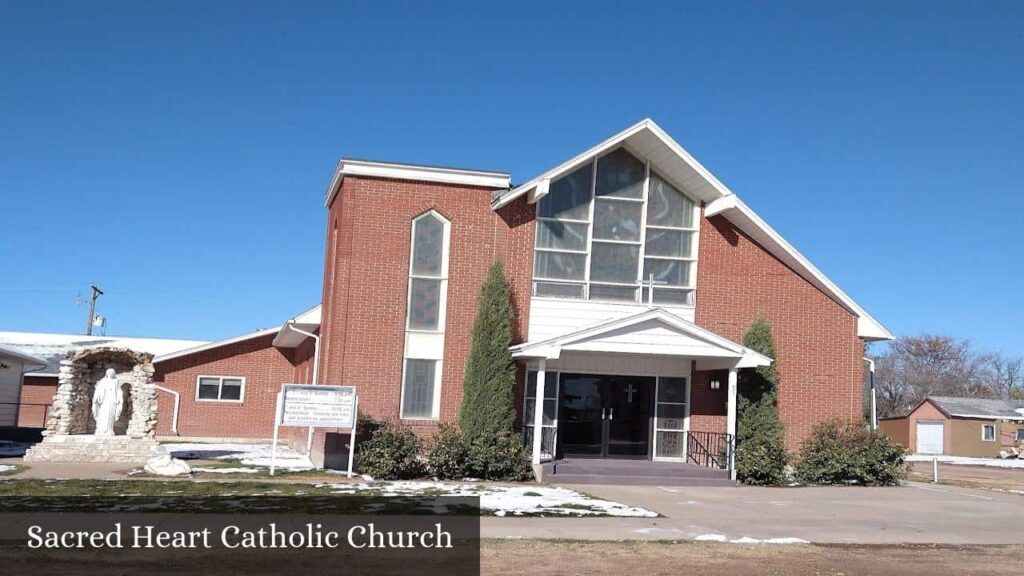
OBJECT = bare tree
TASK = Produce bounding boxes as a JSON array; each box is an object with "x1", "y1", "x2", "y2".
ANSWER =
[
  {"x1": 984, "y1": 353, "x2": 1023, "y2": 400},
  {"x1": 872, "y1": 334, "x2": 992, "y2": 417}
]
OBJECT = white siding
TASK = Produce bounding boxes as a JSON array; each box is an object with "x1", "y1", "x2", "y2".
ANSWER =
[
  {"x1": 0, "y1": 360, "x2": 23, "y2": 426},
  {"x1": 527, "y1": 297, "x2": 696, "y2": 342}
]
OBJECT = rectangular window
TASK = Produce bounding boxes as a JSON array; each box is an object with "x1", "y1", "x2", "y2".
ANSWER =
[
  {"x1": 401, "y1": 359, "x2": 437, "y2": 419},
  {"x1": 195, "y1": 376, "x2": 244, "y2": 402},
  {"x1": 654, "y1": 377, "x2": 687, "y2": 460},
  {"x1": 982, "y1": 424, "x2": 996, "y2": 442},
  {"x1": 1017, "y1": 428, "x2": 1024, "y2": 441},
  {"x1": 523, "y1": 371, "x2": 558, "y2": 461}
]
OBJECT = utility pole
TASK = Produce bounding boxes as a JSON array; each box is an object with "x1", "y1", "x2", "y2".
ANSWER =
[{"x1": 85, "y1": 285, "x2": 103, "y2": 336}]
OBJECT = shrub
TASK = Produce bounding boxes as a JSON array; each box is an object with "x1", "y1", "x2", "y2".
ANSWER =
[
  {"x1": 426, "y1": 425, "x2": 471, "y2": 480},
  {"x1": 735, "y1": 316, "x2": 788, "y2": 485},
  {"x1": 465, "y1": 432, "x2": 533, "y2": 482},
  {"x1": 459, "y1": 261, "x2": 518, "y2": 440},
  {"x1": 793, "y1": 419, "x2": 909, "y2": 486},
  {"x1": 356, "y1": 422, "x2": 424, "y2": 480},
  {"x1": 735, "y1": 397, "x2": 789, "y2": 485},
  {"x1": 426, "y1": 426, "x2": 533, "y2": 482}
]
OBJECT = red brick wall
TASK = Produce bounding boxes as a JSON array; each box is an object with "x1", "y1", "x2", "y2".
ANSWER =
[
  {"x1": 17, "y1": 375, "x2": 57, "y2": 427},
  {"x1": 153, "y1": 334, "x2": 295, "y2": 439},
  {"x1": 690, "y1": 369, "x2": 727, "y2": 434},
  {"x1": 318, "y1": 176, "x2": 534, "y2": 441},
  {"x1": 695, "y1": 212, "x2": 865, "y2": 449}
]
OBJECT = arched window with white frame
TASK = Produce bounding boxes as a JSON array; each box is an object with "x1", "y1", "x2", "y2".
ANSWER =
[{"x1": 400, "y1": 210, "x2": 450, "y2": 419}]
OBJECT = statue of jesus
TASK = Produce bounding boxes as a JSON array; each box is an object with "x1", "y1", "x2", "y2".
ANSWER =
[{"x1": 91, "y1": 369, "x2": 124, "y2": 436}]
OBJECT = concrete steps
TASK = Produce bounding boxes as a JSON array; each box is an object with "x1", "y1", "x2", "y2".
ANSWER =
[
  {"x1": 23, "y1": 435, "x2": 166, "y2": 464},
  {"x1": 541, "y1": 458, "x2": 734, "y2": 487}
]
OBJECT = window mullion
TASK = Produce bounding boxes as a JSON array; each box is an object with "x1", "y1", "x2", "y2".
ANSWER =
[
  {"x1": 636, "y1": 159, "x2": 651, "y2": 303},
  {"x1": 582, "y1": 158, "x2": 597, "y2": 300}
]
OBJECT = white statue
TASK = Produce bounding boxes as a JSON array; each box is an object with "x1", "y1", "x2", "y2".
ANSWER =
[{"x1": 91, "y1": 368, "x2": 124, "y2": 436}]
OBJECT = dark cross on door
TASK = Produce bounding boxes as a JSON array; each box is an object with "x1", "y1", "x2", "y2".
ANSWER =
[{"x1": 624, "y1": 383, "x2": 637, "y2": 403}]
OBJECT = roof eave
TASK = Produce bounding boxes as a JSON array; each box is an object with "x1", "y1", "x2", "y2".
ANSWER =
[
  {"x1": 327, "y1": 158, "x2": 511, "y2": 208},
  {"x1": 705, "y1": 195, "x2": 894, "y2": 341},
  {"x1": 491, "y1": 118, "x2": 734, "y2": 211}
]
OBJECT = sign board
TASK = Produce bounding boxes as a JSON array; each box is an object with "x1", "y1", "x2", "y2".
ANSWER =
[
  {"x1": 279, "y1": 384, "x2": 355, "y2": 428},
  {"x1": 270, "y1": 384, "x2": 359, "y2": 478}
]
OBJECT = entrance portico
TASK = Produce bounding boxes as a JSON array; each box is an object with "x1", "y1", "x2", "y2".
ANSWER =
[{"x1": 512, "y1": 308, "x2": 771, "y2": 480}]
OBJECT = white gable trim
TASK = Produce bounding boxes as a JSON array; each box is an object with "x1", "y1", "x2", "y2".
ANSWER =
[
  {"x1": 491, "y1": 118, "x2": 735, "y2": 210},
  {"x1": 510, "y1": 308, "x2": 771, "y2": 368},
  {"x1": 705, "y1": 195, "x2": 893, "y2": 341},
  {"x1": 272, "y1": 304, "x2": 322, "y2": 348},
  {"x1": 154, "y1": 327, "x2": 280, "y2": 363},
  {"x1": 326, "y1": 159, "x2": 511, "y2": 207}
]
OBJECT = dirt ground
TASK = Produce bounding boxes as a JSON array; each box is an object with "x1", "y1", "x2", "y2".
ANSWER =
[
  {"x1": 482, "y1": 541, "x2": 1024, "y2": 576},
  {"x1": 910, "y1": 461, "x2": 1024, "y2": 492}
]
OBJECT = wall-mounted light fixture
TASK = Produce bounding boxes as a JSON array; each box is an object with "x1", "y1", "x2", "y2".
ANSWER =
[{"x1": 710, "y1": 379, "x2": 720, "y2": 390}]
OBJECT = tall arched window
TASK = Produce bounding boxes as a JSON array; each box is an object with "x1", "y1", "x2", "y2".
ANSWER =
[
  {"x1": 533, "y1": 147, "x2": 698, "y2": 305},
  {"x1": 401, "y1": 211, "x2": 450, "y2": 419}
]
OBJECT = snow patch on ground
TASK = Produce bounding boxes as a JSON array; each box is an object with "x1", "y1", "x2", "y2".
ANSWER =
[
  {"x1": 694, "y1": 533, "x2": 808, "y2": 544},
  {"x1": 317, "y1": 481, "x2": 657, "y2": 517},
  {"x1": 906, "y1": 454, "x2": 1024, "y2": 469},
  {"x1": 163, "y1": 443, "x2": 314, "y2": 471},
  {"x1": 0, "y1": 464, "x2": 16, "y2": 473}
]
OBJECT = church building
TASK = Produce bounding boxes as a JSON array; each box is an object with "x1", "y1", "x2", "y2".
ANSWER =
[{"x1": 6, "y1": 119, "x2": 892, "y2": 479}]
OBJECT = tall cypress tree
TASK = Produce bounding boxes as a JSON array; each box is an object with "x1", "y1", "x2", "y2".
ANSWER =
[
  {"x1": 735, "y1": 315, "x2": 788, "y2": 485},
  {"x1": 458, "y1": 261, "x2": 517, "y2": 440}
]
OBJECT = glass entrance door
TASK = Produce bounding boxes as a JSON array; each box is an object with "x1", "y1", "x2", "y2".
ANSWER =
[{"x1": 558, "y1": 374, "x2": 654, "y2": 458}]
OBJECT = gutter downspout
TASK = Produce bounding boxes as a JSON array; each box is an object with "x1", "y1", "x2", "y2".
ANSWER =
[
  {"x1": 153, "y1": 384, "x2": 180, "y2": 435},
  {"x1": 286, "y1": 321, "x2": 321, "y2": 460},
  {"x1": 863, "y1": 357, "x2": 877, "y2": 431}
]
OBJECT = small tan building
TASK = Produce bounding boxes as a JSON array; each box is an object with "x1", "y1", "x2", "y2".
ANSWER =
[{"x1": 880, "y1": 396, "x2": 1024, "y2": 457}]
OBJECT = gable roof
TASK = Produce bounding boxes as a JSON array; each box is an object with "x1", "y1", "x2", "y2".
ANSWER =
[
  {"x1": 492, "y1": 118, "x2": 733, "y2": 210},
  {"x1": 152, "y1": 327, "x2": 280, "y2": 363},
  {"x1": 927, "y1": 396, "x2": 1024, "y2": 421},
  {"x1": 705, "y1": 196, "x2": 893, "y2": 341},
  {"x1": 491, "y1": 118, "x2": 893, "y2": 342},
  {"x1": 0, "y1": 344, "x2": 47, "y2": 370},
  {"x1": 0, "y1": 331, "x2": 208, "y2": 376},
  {"x1": 510, "y1": 307, "x2": 772, "y2": 369}
]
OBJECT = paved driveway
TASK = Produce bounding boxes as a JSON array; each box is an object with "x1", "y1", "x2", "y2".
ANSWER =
[{"x1": 481, "y1": 482, "x2": 1024, "y2": 544}]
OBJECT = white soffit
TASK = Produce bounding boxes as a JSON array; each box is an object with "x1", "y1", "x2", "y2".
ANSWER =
[
  {"x1": 491, "y1": 118, "x2": 735, "y2": 210},
  {"x1": 705, "y1": 195, "x2": 893, "y2": 341},
  {"x1": 325, "y1": 158, "x2": 511, "y2": 207},
  {"x1": 272, "y1": 304, "x2": 323, "y2": 348}
]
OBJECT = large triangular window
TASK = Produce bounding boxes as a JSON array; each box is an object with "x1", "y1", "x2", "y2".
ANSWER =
[{"x1": 533, "y1": 148, "x2": 698, "y2": 305}]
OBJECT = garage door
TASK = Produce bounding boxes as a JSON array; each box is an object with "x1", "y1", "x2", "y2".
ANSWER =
[{"x1": 916, "y1": 421, "x2": 944, "y2": 454}]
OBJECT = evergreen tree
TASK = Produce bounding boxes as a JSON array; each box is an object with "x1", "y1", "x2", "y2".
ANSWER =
[
  {"x1": 735, "y1": 315, "x2": 788, "y2": 485},
  {"x1": 458, "y1": 261, "x2": 517, "y2": 440}
]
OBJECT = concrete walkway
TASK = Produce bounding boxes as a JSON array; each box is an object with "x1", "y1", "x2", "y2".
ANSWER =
[{"x1": 481, "y1": 482, "x2": 1024, "y2": 544}]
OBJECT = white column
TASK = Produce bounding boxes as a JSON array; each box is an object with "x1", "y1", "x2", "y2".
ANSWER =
[
  {"x1": 531, "y1": 358, "x2": 547, "y2": 465},
  {"x1": 726, "y1": 367, "x2": 738, "y2": 480}
]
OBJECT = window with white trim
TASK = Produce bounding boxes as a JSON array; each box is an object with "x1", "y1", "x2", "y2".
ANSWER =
[
  {"x1": 196, "y1": 376, "x2": 244, "y2": 402},
  {"x1": 400, "y1": 211, "x2": 450, "y2": 419},
  {"x1": 982, "y1": 424, "x2": 996, "y2": 442},
  {"x1": 533, "y1": 147, "x2": 699, "y2": 304}
]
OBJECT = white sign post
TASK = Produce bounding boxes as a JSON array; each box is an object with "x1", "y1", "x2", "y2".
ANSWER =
[{"x1": 269, "y1": 384, "x2": 358, "y2": 477}]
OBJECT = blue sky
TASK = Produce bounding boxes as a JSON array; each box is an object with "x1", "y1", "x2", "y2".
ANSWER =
[{"x1": 1, "y1": 2, "x2": 1021, "y2": 357}]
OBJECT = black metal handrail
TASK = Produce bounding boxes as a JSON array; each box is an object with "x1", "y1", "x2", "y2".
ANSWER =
[{"x1": 687, "y1": 431, "x2": 733, "y2": 470}]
